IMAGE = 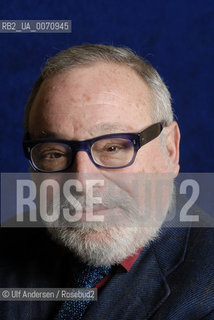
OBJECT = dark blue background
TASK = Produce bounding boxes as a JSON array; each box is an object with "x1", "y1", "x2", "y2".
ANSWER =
[{"x1": 0, "y1": 0, "x2": 213, "y2": 172}]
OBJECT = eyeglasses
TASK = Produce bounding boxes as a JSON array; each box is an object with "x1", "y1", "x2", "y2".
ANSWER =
[{"x1": 23, "y1": 122, "x2": 164, "y2": 172}]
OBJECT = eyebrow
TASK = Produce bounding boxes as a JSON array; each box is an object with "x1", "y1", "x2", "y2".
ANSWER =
[
  {"x1": 90, "y1": 122, "x2": 135, "y2": 135},
  {"x1": 32, "y1": 122, "x2": 136, "y2": 140},
  {"x1": 31, "y1": 132, "x2": 60, "y2": 139}
]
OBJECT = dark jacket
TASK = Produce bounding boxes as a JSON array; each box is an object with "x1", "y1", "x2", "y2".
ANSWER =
[{"x1": 0, "y1": 223, "x2": 214, "y2": 319}]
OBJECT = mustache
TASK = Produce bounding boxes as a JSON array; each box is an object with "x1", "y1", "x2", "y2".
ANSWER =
[
  {"x1": 44, "y1": 178, "x2": 173, "y2": 228},
  {"x1": 46, "y1": 186, "x2": 142, "y2": 228},
  {"x1": 59, "y1": 186, "x2": 138, "y2": 211}
]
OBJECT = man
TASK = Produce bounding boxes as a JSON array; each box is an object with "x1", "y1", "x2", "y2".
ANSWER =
[{"x1": 1, "y1": 44, "x2": 214, "y2": 319}]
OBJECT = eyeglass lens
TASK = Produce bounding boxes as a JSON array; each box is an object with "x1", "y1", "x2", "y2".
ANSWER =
[{"x1": 31, "y1": 138, "x2": 135, "y2": 171}]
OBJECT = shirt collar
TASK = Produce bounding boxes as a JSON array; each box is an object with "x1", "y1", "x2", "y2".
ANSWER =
[{"x1": 119, "y1": 247, "x2": 143, "y2": 272}]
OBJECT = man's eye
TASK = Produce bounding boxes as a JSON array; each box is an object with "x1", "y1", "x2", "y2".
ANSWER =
[
  {"x1": 40, "y1": 151, "x2": 64, "y2": 159},
  {"x1": 105, "y1": 145, "x2": 121, "y2": 152}
]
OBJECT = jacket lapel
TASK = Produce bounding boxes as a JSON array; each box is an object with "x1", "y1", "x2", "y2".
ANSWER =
[{"x1": 84, "y1": 226, "x2": 190, "y2": 320}]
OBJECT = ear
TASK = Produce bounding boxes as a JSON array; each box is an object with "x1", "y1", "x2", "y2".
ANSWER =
[{"x1": 165, "y1": 121, "x2": 180, "y2": 176}]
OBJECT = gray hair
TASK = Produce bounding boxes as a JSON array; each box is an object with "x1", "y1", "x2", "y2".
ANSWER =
[{"x1": 23, "y1": 44, "x2": 174, "y2": 131}]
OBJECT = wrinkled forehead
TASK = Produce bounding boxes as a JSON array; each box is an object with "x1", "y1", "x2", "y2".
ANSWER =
[{"x1": 29, "y1": 62, "x2": 154, "y2": 137}]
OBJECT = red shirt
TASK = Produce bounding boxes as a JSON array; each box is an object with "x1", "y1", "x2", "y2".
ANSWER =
[{"x1": 95, "y1": 248, "x2": 143, "y2": 289}]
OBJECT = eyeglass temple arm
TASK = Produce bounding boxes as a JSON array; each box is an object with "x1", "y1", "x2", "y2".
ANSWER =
[{"x1": 139, "y1": 122, "x2": 164, "y2": 146}]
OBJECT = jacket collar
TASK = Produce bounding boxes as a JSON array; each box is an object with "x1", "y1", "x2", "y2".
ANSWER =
[{"x1": 84, "y1": 225, "x2": 191, "y2": 320}]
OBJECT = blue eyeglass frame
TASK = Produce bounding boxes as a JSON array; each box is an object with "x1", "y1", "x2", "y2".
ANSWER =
[{"x1": 23, "y1": 122, "x2": 164, "y2": 172}]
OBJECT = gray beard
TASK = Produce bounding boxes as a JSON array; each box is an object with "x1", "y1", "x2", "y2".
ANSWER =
[{"x1": 46, "y1": 178, "x2": 175, "y2": 266}]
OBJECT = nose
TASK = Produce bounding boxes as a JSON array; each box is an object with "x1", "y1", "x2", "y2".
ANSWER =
[
  {"x1": 69, "y1": 151, "x2": 99, "y2": 173},
  {"x1": 66, "y1": 151, "x2": 103, "y2": 194}
]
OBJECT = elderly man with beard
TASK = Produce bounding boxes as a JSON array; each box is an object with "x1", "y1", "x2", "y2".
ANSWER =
[{"x1": 1, "y1": 44, "x2": 214, "y2": 320}]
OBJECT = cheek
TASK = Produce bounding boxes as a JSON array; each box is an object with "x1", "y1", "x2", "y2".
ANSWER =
[
  {"x1": 134, "y1": 143, "x2": 172, "y2": 173},
  {"x1": 148, "y1": 157, "x2": 171, "y2": 173}
]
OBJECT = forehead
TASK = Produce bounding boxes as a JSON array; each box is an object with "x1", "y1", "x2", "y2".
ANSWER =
[{"x1": 29, "y1": 62, "x2": 153, "y2": 138}]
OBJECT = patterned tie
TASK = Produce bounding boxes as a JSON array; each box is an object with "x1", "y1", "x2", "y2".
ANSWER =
[{"x1": 55, "y1": 263, "x2": 112, "y2": 320}]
